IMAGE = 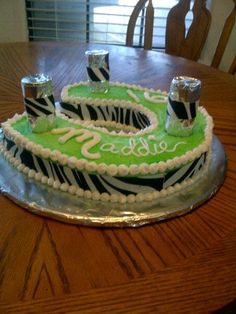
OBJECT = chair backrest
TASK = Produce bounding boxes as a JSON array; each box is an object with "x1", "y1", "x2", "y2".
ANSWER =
[
  {"x1": 211, "y1": 0, "x2": 236, "y2": 75},
  {"x1": 166, "y1": 0, "x2": 211, "y2": 61},
  {"x1": 228, "y1": 56, "x2": 236, "y2": 75},
  {"x1": 126, "y1": 0, "x2": 211, "y2": 61},
  {"x1": 126, "y1": 0, "x2": 154, "y2": 50}
]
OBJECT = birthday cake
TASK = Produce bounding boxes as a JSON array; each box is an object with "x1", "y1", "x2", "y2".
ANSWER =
[{"x1": 0, "y1": 81, "x2": 213, "y2": 203}]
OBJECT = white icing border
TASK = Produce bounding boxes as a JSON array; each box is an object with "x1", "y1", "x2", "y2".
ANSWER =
[
  {"x1": 1, "y1": 104, "x2": 213, "y2": 177},
  {"x1": 61, "y1": 81, "x2": 168, "y2": 102},
  {"x1": 0, "y1": 140, "x2": 212, "y2": 204},
  {"x1": 60, "y1": 81, "x2": 162, "y2": 137},
  {"x1": 56, "y1": 110, "x2": 142, "y2": 136}
]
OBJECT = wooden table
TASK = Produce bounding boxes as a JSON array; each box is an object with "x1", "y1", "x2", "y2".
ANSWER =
[{"x1": 0, "y1": 42, "x2": 235, "y2": 313}]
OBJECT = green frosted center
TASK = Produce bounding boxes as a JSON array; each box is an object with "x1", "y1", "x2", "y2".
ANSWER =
[{"x1": 12, "y1": 84, "x2": 207, "y2": 167}]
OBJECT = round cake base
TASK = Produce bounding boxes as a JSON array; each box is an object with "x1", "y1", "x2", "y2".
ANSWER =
[{"x1": 0, "y1": 135, "x2": 227, "y2": 227}]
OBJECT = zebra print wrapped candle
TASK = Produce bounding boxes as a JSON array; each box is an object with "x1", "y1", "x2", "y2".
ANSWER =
[
  {"x1": 21, "y1": 74, "x2": 56, "y2": 133},
  {"x1": 165, "y1": 76, "x2": 201, "y2": 137},
  {"x1": 85, "y1": 50, "x2": 109, "y2": 93}
]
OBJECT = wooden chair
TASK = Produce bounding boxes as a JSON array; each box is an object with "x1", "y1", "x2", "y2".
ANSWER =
[
  {"x1": 126, "y1": 0, "x2": 154, "y2": 50},
  {"x1": 126, "y1": 0, "x2": 211, "y2": 61},
  {"x1": 211, "y1": 0, "x2": 236, "y2": 75}
]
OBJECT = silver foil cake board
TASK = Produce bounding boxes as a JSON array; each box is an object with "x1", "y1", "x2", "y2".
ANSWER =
[{"x1": 0, "y1": 135, "x2": 227, "y2": 227}]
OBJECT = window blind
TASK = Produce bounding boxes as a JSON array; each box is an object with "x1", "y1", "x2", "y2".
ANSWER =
[{"x1": 25, "y1": 0, "x2": 193, "y2": 49}]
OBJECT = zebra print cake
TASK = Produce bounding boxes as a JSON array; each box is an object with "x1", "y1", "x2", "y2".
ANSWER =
[{"x1": 0, "y1": 82, "x2": 213, "y2": 203}]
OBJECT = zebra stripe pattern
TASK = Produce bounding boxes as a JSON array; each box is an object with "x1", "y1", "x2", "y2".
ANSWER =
[
  {"x1": 167, "y1": 97, "x2": 197, "y2": 120},
  {"x1": 86, "y1": 51, "x2": 109, "y2": 82},
  {"x1": 24, "y1": 95, "x2": 55, "y2": 118},
  {"x1": 3, "y1": 136, "x2": 207, "y2": 196},
  {"x1": 60, "y1": 102, "x2": 151, "y2": 130},
  {"x1": 87, "y1": 66, "x2": 110, "y2": 82}
]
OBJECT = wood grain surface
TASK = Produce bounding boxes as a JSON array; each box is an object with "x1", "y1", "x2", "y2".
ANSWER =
[{"x1": 0, "y1": 42, "x2": 236, "y2": 313}]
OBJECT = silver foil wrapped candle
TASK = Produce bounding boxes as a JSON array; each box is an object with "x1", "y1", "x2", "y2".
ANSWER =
[
  {"x1": 165, "y1": 76, "x2": 201, "y2": 137},
  {"x1": 21, "y1": 74, "x2": 56, "y2": 133},
  {"x1": 85, "y1": 50, "x2": 109, "y2": 93}
]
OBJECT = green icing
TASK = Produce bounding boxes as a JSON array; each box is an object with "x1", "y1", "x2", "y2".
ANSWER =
[
  {"x1": 69, "y1": 84, "x2": 163, "y2": 109},
  {"x1": 32, "y1": 114, "x2": 56, "y2": 133},
  {"x1": 69, "y1": 84, "x2": 136, "y2": 100},
  {"x1": 12, "y1": 84, "x2": 207, "y2": 166}
]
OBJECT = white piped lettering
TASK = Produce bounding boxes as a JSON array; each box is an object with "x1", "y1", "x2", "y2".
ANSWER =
[
  {"x1": 52, "y1": 127, "x2": 101, "y2": 159},
  {"x1": 101, "y1": 137, "x2": 186, "y2": 157}
]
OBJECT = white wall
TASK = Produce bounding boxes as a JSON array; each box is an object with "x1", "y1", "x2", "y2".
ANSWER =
[
  {"x1": 199, "y1": 0, "x2": 236, "y2": 72},
  {"x1": 0, "y1": 0, "x2": 28, "y2": 43}
]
